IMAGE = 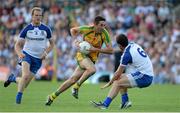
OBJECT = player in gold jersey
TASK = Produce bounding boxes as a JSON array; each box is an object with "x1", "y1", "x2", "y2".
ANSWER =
[{"x1": 45, "y1": 16, "x2": 113, "y2": 106}]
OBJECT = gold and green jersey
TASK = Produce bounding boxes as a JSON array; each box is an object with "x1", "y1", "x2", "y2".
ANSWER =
[{"x1": 76, "y1": 25, "x2": 111, "y2": 62}]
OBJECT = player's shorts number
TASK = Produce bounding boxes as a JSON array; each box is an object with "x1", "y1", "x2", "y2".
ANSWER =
[{"x1": 137, "y1": 48, "x2": 147, "y2": 57}]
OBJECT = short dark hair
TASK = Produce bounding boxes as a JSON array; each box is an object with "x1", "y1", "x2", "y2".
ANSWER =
[
  {"x1": 94, "y1": 16, "x2": 106, "y2": 25},
  {"x1": 116, "y1": 34, "x2": 129, "y2": 47}
]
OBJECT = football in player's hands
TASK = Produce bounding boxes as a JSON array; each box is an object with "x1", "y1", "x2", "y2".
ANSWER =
[{"x1": 79, "y1": 41, "x2": 91, "y2": 54}]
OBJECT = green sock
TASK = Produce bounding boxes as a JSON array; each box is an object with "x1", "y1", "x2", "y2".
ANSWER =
[
  {"x1": 54, "y1": 91, "x2": 61, "y2": 97},
  {"x1": 73, "y1": 82, "x2": 80, "y2": 89}
]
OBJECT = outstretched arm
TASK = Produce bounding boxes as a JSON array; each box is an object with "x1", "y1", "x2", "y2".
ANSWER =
[
  {"x1": 89, "y1": 43, "x2": 113, "y2": 54},
  {"x1": 101, "y1": 65, "x2": 125, "y2": 89}
]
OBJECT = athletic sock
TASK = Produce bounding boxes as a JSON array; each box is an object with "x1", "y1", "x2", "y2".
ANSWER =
[
  {"x1": 48, "y1": 92, "x2": 56, "y2": 100},
  {"x1": 103, "y1": 97, "x2": 112, "y2": 107},
  {"x1": 73, "y1": 82, "x2": 80, "y2": 89},
  {"x1": 121, "y1": 93, "x2": 129, "y2": 104},
  {"x1": 16, "y1": 92, "x2": 23, "y2": 104}
]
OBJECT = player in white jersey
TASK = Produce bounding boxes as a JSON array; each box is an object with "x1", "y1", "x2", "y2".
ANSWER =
[
  {"x1": 3, "y1": 7, "x2": 54, "y2": 104},
  {"x1": 91, "y1": 34, "x2": 154, "y2": 109}
]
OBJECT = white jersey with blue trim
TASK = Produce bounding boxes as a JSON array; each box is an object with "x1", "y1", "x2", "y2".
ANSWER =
[
  {"x1": 120, "y1": 42, "x2": 154, "y2": 76},
  {"x1": 19, "y1": 23, "x2": 52, "y2": 58}
]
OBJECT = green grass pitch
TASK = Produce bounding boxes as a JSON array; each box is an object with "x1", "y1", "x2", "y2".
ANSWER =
[{"x1": 0, "y1": 81, "x2": 180, "y2": 112}]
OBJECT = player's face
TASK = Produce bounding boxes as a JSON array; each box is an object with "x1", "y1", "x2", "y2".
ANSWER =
[
  {"x1": 95, "y1": 21, "x2": 106, "y2": 33},
  {"x1": 32, "y1": 10, "x2": 42, "y2": 25},
  {"x1": 118, "y1": 44, "x2": 125, "y2": 52}
]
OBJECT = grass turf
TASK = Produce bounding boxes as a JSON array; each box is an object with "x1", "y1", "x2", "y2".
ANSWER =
[{"x1": 0, "y1": 81, "x2": 180, "y2": 112}]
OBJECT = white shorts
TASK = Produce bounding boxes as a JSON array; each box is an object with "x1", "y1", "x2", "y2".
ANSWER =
[{"x1": 126, "y1": 71, "x2": 153, "y2": 88}]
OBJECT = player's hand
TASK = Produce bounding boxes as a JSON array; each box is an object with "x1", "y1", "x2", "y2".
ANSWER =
[
  {"x1": 101, "y1": 82, "x2": 112, "y2": 89},
  {"x1": 73, "y1": 39, "x2": 80, "y2": 49},
  {"x1": 18, "y1": 52, "x2": 25, "y2": 59}
]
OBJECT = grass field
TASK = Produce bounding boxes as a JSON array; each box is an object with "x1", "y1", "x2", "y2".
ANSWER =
[{"x1": 0, "y1": 81, "x2": 180, "y2": 112}]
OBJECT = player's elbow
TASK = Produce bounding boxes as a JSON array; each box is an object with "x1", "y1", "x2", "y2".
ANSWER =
[{"x1": 70, "y1": 28, "x2": 78, "y2": 37}]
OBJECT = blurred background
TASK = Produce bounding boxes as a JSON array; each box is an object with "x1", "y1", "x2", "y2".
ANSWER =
[{"x1": 0, "y1": 0, "x2": 179, "y2": 84}]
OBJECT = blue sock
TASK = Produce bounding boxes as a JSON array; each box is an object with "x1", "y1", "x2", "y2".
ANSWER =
[
  {"x1": 121, "y1": 93, "x2": 128, "y2": 104},
  {"x1": 8, "y1": 74, "x2": 16, "y2": 83},
  {"x1": 103, "y1": 97, "x2": 112, "y2": 107},
  {"x1": 16, "y1": 92, "x2": 23, "y2": 104}
]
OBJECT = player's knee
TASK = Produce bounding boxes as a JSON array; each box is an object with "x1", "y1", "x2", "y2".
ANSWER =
[
  {"x1": 113, "y1": 81, "x2": 119, "y2": 87},
  {"x1": 87, "y1": 67, "x2": 96, "y2": 75},
  {"x1": 22, "y1": 76, "x2": 29, "y2": 81}
]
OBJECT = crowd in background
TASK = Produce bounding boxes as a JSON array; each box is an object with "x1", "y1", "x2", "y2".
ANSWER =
[{"x1": 0, "y1": 0, "x2": 179, "y2": 84}]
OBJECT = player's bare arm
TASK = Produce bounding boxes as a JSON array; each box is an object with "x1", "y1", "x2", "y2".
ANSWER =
[
  {"x1": 111, "y1": 65, "x2": 125, "y2": 83},
  {"x1": 41, "y1": 38, "x2": 55, "y2": 59},
  {"x1": 15, "y1": 39, "x2": 25, "y2": 58},
  {"x1": 70, "y1": 27, "x2": 82, "y2": 49},
  {"x1": 46, "y1": 38, "x2": 55, "y2": 53},
  {"x1": 101, "y1": 65, "x2": 125, "y2": 89},
  {"x1": 89, "y1": 43, "x2": 113, "y2": 54},
  {"x1": 70, "y1": 27, "x2": 80, "y2": 38}
]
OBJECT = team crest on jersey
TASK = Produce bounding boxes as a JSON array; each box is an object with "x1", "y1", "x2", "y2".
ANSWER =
[
  {"x1": 34, "y1": 31, "x2": 38, "y2": 35},
  {"x1": 41, "y1": 31, "x2": 45, "y2": 36}
]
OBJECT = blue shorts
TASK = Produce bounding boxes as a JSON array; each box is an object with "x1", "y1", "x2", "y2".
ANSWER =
[
  {"x1": 20, "y1": 51, "x2": 42, "y2": 74},
  {"x1": 127, "y1": 71, "x2": 153, "y2": 88}
]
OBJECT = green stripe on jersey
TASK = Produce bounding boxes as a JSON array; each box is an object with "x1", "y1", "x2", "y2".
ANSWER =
[
  {"x1": 80, "y1": 26, "x2": 93, "y2": 30},
  {"x1": 102, "y1": 29, "x2": 110, "y2": 43}
]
